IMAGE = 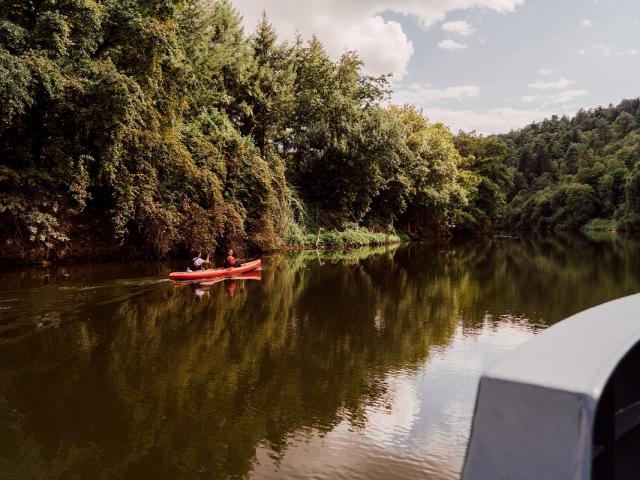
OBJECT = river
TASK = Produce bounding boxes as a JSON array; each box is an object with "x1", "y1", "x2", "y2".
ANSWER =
[{"x1": 1, "y1": 232, "x2": 639, "y2": 480}]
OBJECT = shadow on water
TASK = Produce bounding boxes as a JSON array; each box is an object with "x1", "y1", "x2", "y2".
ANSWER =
[{"x1": 0, "y1": 233, "x2": 639, "y2": 479}]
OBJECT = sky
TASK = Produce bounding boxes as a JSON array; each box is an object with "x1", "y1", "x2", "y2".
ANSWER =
[{"x1": 232, "y1": 0, "x2": 640, "y2": 134}]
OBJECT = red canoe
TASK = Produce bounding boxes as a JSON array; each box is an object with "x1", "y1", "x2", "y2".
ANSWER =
[{"x1": 169, "y1": 259, "x2": 262, "y2": 281}]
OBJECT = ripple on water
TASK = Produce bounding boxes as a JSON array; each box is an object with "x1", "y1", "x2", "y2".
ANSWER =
[{"x1": 248, "y1": 320, "x2": 537, "y2": 480}]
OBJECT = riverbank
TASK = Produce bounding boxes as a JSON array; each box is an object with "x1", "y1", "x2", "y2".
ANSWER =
[{"x1": 0, "y1": 226, "x2": 410, "y2": 268}]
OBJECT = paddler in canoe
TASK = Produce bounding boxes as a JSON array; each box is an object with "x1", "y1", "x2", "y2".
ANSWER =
[
  {"x1": 224, "y1": 249, "x2": 243, "y2": 268},
  {"x1": 169, "y1": 251, "x2": 260, "y2": 281},
  {"x1": 188, "y1": 252, "x2": 211, "y2": 272}
]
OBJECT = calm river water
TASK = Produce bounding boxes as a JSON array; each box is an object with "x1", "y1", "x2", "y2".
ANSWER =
[{"x1": 1, "y1": 233, "x2": 639, "y2": 480}]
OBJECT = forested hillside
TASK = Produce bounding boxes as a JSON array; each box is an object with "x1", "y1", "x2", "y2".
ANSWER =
[
  {"x1": 0, "y1": 0, "x2": 509, "y2": 263},
  {"x1": 503, "y1": 99, "x2": 640, "y2": 231}
]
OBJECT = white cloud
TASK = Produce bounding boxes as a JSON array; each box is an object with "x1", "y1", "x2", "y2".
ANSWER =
[
  {"x1": 594, "y1": 44, "x2": 639, "y2": 60},
  {"x1": 520, "y1": 95, "x2": 539, "y2": 103},
  {"x1": 393, "y1": 83, "x2": 480, "y2": 104},
  {"x1": 552, "y1": 89, "x2": 588, "y2": 103},
  {"x1": 578, "y1": 49, "x2": 587, "y2": 55},
  {"x1": 581, "y1": 19, "x2": 592, "y2": 27},
  {"x1": 538, "y1": 68, "x2": 553, "y2": 76},
  {"x1": 337, "y1": 16, "x2": 415, "y2": 79},
  {"x1": 441, "y1": 20, "x2": 475, "y2": 36},
  {"x1": 423, "y1": 107, "x2": 554, "y2": 134},
  {"x1": 523, "y1": 74, "x2": 588, "y2": 106},
  {"x1": 528, "y1": 77, "x2": 576, "y2": 90},
  {"x1": 439, "y1": 39, "x2": 468, "y2": 50},
  {"x1": 232, "y1": 0, "x2": 525, "y2": 80},
  {"x1": 521, "y1": 89, "x2": 588, "y2": 105}
]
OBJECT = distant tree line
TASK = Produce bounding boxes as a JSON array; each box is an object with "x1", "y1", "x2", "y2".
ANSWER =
[
  {"x1": 0, "y1": 0, "x2": 634, "y2": 261},
  {"x1": 502, "y1": 99, "x2": 640, "y2": 231}
]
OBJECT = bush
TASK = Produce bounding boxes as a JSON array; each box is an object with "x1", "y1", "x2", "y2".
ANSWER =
[
  {"x1": 285, "y1": 226, "x2": 406, "y2": 249},
  {"x1": 581, "y1": 218, "x2": 620, "y2": 231}
]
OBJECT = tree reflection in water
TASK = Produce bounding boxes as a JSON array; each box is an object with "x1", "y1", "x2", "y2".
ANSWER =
[{"x1": 0, "y1": 233, "x2": 639, "y2": 479}]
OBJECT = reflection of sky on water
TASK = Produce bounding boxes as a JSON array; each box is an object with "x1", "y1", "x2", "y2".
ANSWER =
[{"x1": 251, "y1": 319, "x2": 535, "y2": 480}]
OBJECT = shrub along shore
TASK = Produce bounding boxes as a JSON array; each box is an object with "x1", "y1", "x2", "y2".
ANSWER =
[{"x1": 286, "y1": 227, "x2": 409, "y2": 250}]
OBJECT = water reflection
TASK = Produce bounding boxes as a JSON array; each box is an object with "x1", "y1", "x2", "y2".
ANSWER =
[
  {"x1": 182, "y1": 272, "x2": 263, "y2": 298},
  {"x1": 250, "y1": 321, "x2": 534, "y2": 480},
  {"x1": 0, "y1": 234, "x2": 639, "y2": 480}
]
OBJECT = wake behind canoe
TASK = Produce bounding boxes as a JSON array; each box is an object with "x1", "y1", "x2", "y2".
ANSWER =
[{"x1": 169, "y1": 259, "x2": 262, "y2": 281}]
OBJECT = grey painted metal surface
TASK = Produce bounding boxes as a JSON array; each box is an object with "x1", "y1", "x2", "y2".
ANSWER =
[{"x1": 462, "y1": 293, "x2": 640, "y2": 480}]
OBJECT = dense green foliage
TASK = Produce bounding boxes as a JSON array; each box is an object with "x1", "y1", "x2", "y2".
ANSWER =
[
  {"x1": 0, "y1": 0, "x2": 298, "y2": 258},
  {"x1": 0, "y1": 0, "x2": 509, "y2": 261},
  {"x1": 7, "y1": 0, "x2": 632, "y2": 261},
  {"x1": 454, "y1": 132, "x2": 513, "y2": 231},
  {"x1": 502, "y1": 99, "x2": 640, "y2": 231}
]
